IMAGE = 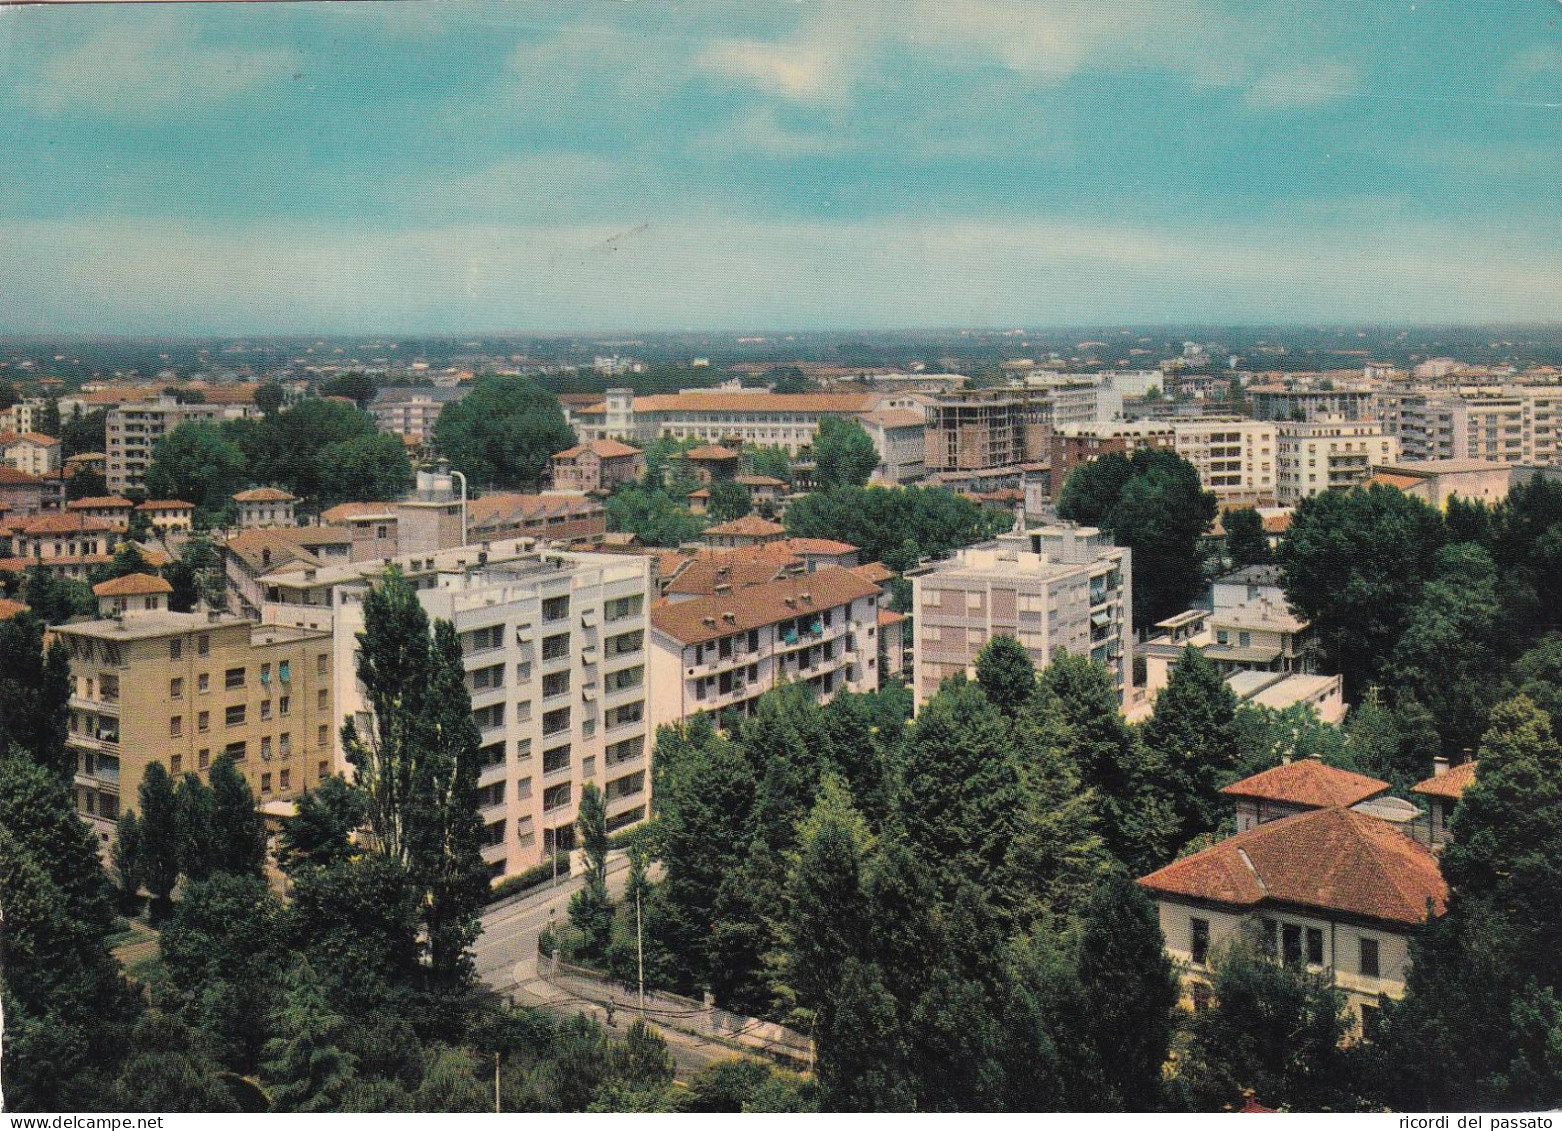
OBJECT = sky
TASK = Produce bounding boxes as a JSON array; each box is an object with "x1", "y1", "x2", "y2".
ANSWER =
[{"x1": 1, "y1": 0, "x2": 1561, "y2": 335}]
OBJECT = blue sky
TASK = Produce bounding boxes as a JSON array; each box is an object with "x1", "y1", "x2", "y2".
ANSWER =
[{"x1": 2, "y1": 0, "x2": 1560, "y2": 334}]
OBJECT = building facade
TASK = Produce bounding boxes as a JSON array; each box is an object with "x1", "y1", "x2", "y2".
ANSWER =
[
  {"x1": 1049, "y1": 422, "x2": 1177, "y2": 489},
  {"x1": 1275, "y1": 418, "x2": 1399, "y2": 503},
  {"x1": 910, "y1": 525, "x2": 1132, "y2": 705},
  {"x1": 550, "y1": 439, "x2": 645, "y2": 494},
  {"x1": 106, "y1": 397, "x2": 257, "y2": 494},
  {"x1": 1171, "y1": 418, "x2": 1279, "y2": 502}
]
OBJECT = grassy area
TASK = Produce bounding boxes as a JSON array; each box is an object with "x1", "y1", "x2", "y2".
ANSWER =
[{"x1": 111, "y1": 917, "x2": 162, "y2": 984}]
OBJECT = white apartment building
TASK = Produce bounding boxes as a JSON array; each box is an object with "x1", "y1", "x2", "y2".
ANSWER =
[
  {"x1": 648, "y1": 567, "x2": 883, "y2": 731},
  {"x1": 370, "y1": 387, "x2": 468, "y2": 445},
  {"x1": 106, "y1": 397, "x2": 257, "y2": 494},
  {"x1": 910, "y1": 525, "x2": 1132, "y2": 706},
  {"x1": 1375, "y1": 387, "x2": 1562, "y2": 466},
  {"x1": 263, "y1": 540, "x2": 654, "y2": 879},
  {"x1": 1, "y1": 398, "x2": 50, "y2": 435},
  {"x1": 1171, "y1": 418, "x2": 1278, "y2": 502},
  {"x1": 1275, "y1": 418, "x2": 1399, "y2": 504}
]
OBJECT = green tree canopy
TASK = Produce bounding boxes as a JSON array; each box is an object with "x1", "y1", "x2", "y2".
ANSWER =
[
  {"x1": 1143, "y1": 645, "x2": 1241, "y2": 847},
  {"x1": 145, "y1": 422, "x2": 249, "y2": 518},
  {"x1": 974, "y1": 634, "x2": 1037, "y2": 718},
  {"x1": 1223, "y1": 507, "x2": 1271, "y2": 568},
  {"x1": 812, "y1": 416, "x2": 878, "y2": 489},
  {"x1": 783, "y1": 485, "x2": 1011, "y2": 573},
  {"x1": 432, "y1": 375, "x2": 575, "y2": 490}
]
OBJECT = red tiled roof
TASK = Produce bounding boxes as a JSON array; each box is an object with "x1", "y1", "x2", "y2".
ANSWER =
[
  {"x1": 137, "y1": 499, "x2": 194, "y2": 511},
  {"x1": 0, "y1": 597, "x2": 29, "y2": 620},
  {"x1": 67, "y1": 496, "x2": 134, "y2": 510},
  {"x1": 8, "y1": 432, "x2": 59, "y2": 447},
  {"x1": 850, "y1": 561, "x2": 896, "y2": 585},
  {"x1": 93, "y1": 572, "x2": 172, "y2": 597},
  {"x1": 16, "y1": 512, "x2": 112, "y2": 535},
  {"x1": 663, "y1": 556, "x2": 798, "y2": 597},
  {"x1": 1411, "y1": 761, "x2": 1477, "y2": 801},
  {"x1": 233, "y1": 487, "x2": 297, "y2": 503},
  {"x1": 652, "y1": 565, "x2": 881, "y2": 646},
  {"x1": 782, "y1": 537, "x2": 858, "y2": 556},
  {"x1": 703, "y1": 515, "x2": 786, "y2": 538},
  {"x1": 878, "y1": 608, "x2": 905, "y2": 627},
  {"x1": 320, "y1": 501, "x2": 391, "y2": 523},
  {"x1": 628, "y1": 393, "x2": 882, "y2": 415},
  {"x1": 0, "y1": 467, "x2": 44, "y2": 485},
  {"x1": 554, "y1": 438, "x2": 642, "y2": 460},
  {"x1": 1138, "y1": 806, "x2": 1447, "y2": 926},
  {"x1": 1220, "y1": 760, "x2": 1389, "y2": 809},
  {"x1": 683, "y1": 444, "x2": 741, "y2": 461}
]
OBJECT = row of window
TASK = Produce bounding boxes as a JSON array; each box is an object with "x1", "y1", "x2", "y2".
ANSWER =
[
  {"x1": 1189, "y1": 916, "x2": 1380, "y2": 977},
  {"x1": 168, "y1": 690, "x2": 322, "y2": 734}
]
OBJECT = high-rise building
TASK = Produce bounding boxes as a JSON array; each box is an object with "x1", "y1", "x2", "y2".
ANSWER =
[
  {"x1": 909, "y1": 525, "x2": 1132, "y2": 706},
  {"x1": 1171, "y1": 418, "x2": 1279, "y2": 502},
  {"x1": 106, "y1": 397, "x2": 257, "y2": 494},
  {"x1": 1275, "y1": 418, "x2": 1399, "y2": 503}
]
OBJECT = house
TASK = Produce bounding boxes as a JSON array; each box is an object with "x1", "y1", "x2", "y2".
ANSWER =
[
  {"x1": 233, "y1": 487, "x2": 299, "y2": 529},
  {"x1": 0, "y1": 467, "x2": 49, "y2": 519},
  {"x1": 466, "y1": 492, "x2": 606, "y2": 546},
  {"x1": 685, "y1": 488, "x2": 711, "y2": 516},
  {"x1": 702, "y1": 515, "x2": 787, "y2": 550},
  {"x1": 551, "y1": 438, "x2": 645, "y2": 494},
  {"x1": 1412, "y1": 758, "x2": 1477, "y2": 848},
  {"x1": 64, "y1": 452, "x2": 107, "y2": 480},
  {"x1": 1221, "y1": 760, "x2": 1391, "y2": 832},
  {"x1": 0, "y1": 596, "x2": 30, "y2": 620},
  {"x1": 1138, "y1": 805, "x2": 1448, "y2": 1033},
  {"x1": 1, "y1": 432, "x2": 62, "y2": 476},
  {"x1": 93, "y1": 572, "x2": 173, "y2": 617},
  {"x1": 67, "y1": 496, "x2": 136, "y2": 532},
  {"x1": 735, "y1": 473, "x2": 788, "y2": 509},
  {"x1": 1, "y1": 512, "x2": 116, "y2": 581},
  {"x1": 677, "y1": 444, "x2": 742, "y2": 485},
  {"x1": 137, "y1": 499, "x2": 196, "y2": 533}
]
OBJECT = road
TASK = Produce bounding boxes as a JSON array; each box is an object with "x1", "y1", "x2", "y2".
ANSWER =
[{"x1": 474, "y1": 852, "x2": 737, "y2": 1078}]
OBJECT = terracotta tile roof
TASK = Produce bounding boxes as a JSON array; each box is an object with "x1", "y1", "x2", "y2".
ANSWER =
[
  {"x1": 0, "y1": 554, "x2": 114, "y2": 572},
  {"x1": 686, "y1": 489, "x2": 711, "y2": 499},
  {"x1": 320, "y1": 501, "x2": 392, "y2": 523},
  {"x1": 1411, "y1": 761, "x2": 1478, "y2": 801},
  {"x1": 223, "y1": 527, "x2": 351, "y2": 573},
  {"x1": 782, "y1": 537, "x2": 859, "y2": 556},
  {"x1": 64, "y1": 452, "x2": 106, "y2": 464},
  {"x1": 67, "y1": 497, "x2": 134, "y2": 510},
  {"x1": 468, "y1": 491, "x2": 603, "y2": 531},
  {"x1": 633, "y1": 393, "x2": 883, "y2": 415},
  {"x1": 735, "y1": 474, "x2": 787, "y2": 488},
  {"x1": 9, "y1": 432, "x2": 59, "y2": 447},
  {"x1": 703, "y1": 515, "x2": 786, "y2": 538},
  {"x1": 1138, "y1": 806, "x2": 1447, "y2": 926},
  {"x1": 1220, "y1": 760, "x2": 1389, "y2": 809},
  {"x1": 554, "y1": 438, "x2": 642, "y2": 460},
  {"x1": 233, "y1": 487, "x2": 298, "y2": 503},
  {"x1": 93, "y1": 572, "x2": 173, "y2": 597},
  {"x1": 663, "y1": 556, "x2": 798, "y2": 597},
  {"x1": 683, "y1": 444, "x2": 741, "y2": 461},
  {"x1": 1367, "y1": 472, "x2": 1421, "y2": 491},
  {"x1": 877, "y1": 608, "x2": 905, "y2": 627},
  {"x1": 0, "y1": 468, "x2": 44, "y2": 485},
  {"x1": 652, "y1": 565, "x2": 881, "y2": 646},
  {"x1": 0, "y1": 597, "x2": 29, "y2": 620},
  {"x1": 850, "y1": 561, "x2": 896, "y2": 585},
  {"x1": 137, "y1": 499, "x2": 195, "y2": 511},
  {"x1": 16, "y1": 512, "x2": 112, "y2": 535}
]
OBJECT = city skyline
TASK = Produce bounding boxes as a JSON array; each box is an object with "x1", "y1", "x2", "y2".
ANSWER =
[{"x1": 3, "y1": 1, "x2": 1561, "y2": 334}]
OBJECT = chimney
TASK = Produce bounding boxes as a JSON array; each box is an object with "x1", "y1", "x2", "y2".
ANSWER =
[{"x1": 1433, "y1": 755, "x2": 1450, "y2": 777}]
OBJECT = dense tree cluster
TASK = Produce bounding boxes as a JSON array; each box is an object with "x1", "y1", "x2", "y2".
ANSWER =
[
  {"x1": 810, "y1": 416, "x2": 878, "y2": 489},
  {"x1": 783, "y1": 484, "x2": 1012, "y2": 574},
  {"x1": 432, "y1": 375, "x2": 575, "y2": 491}
]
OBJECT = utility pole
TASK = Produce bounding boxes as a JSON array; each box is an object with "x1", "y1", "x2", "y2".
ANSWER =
[
  {"x1": 636, "y1": 883, "x2": 645, "y2": 1013},
  {"x1": 494, "y1": 1050, "x2": 501, "y2": 1114}
]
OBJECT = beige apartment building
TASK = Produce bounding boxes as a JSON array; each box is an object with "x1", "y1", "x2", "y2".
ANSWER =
[
  {"x1": 1374, "y1": 387, "x2": 1562, "y2": 466},
  {"x1": 910, "y1": 525, "x2": 1132, "y2": 706},
  {"x1": 54, "y1": 607, "x2": 336, "y2": 847},
  {"x1": 1171, "y1": 418, "x2": 1278, "y2": 502},
  {"x1": 106, "y1": 397, "x2": 257, "y2": 494},
  {"x1": 1275, "y1": 418, "x2": 1399, "y2": 503}
]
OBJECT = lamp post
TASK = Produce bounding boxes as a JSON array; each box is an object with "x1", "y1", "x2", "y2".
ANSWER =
[{"x1": 449, "y1": 468, "x2": 468, "y2": 547}]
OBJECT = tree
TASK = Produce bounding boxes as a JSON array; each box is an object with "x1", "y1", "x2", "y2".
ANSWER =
[
  {"x1": 112, "y1": 808, "x2": 144, "y2": 906},
  {"x1": 1389, "y1": 543, "x2": 1504, "y2": 757},
  {"x1": 432, "y1": 375, "x2": 575, "y2": 490},
  {"x1": 319, "y1": 372, "x2": 378, "y2": 408},
  {"x1": 88, "y1": 541, "x2": 150, "y2": 588},
  {"x1": 1511, "y1": 632, "x2": 1562, "y2": 734},
  {"x1": 812, "y1": 416, "x2": 878, "y2": 489},
  {"x1": 174, "y1": 770, "x2": 221, "y2": 882},
  {"x1": 1143, "y1": 646, "x2": 1240, "y2": 846},
  {"x1": 262, "y1": 959, "x2": 359, "y2": 1112},
  {"x1": 568, "y1": 783, "x2": 614, "y2": 961},
  {"x1": 21, "y1": 565, "x2": 94, "y2": 624},
  {"x1": 278, "y1": 776, "x2": 366, "y2": 875},
  {"x1": 705, "y1": 478, "x2": 752, "y2": 523},
  {"x1": 254, "y1": 382, "x2": 286, "y2": 416},
  {"x1": 0, "y1": 610, "x2": 72, "y2": 778},
  {"x1": 60, "y1": 407, "x2": 107, "y2": 459},
  {"x1": 39, "y1": 397, "x2": 61, "y2": 437},
  {"x1": 145, "y1": 422, "x2": 249, "y2": 518},
  {"x1": 1073, "y1": 872, "x2": 1178, "y2": 1111},
  {"x1": 1224, "y1": 507, "x2": 1270, "y2": 568},
  {"x1": 974, "y1": 634, "x2": 1036, "y2": 718},
  {"x1": 65, "y1": 467, "x2": 109, "y2": 500},
  {"x1": 316, "y1": 431, "x2": 413, "y2": 505},
  {"x1": 413, "y1": 1047, "x2": 490, "y2": 1112},
  {"x1": 1057, "y1": 449, "x2": 1217, "y2": 630},
  {"x1": 1281, "y1": 485, "x2": 1446, "y2": 699},
  {"x1": 114, "y1": 1012, "x2": 240, "y2": 1114},
  {"x1": 209, "y1": 753, "x2": 268, "y2": 877},
  {"x1": 783, "y1": 485, "x2": 1010, "y2": 574},
  {"x1": 606, "y1": 484, "x2": 704, "y2": 547},
  {"x1": 747, "y1": 445, "x2": 793, "y2": 485},
  {"x1": 138, "y1": 761, "x2": 181, "y2": 910}
]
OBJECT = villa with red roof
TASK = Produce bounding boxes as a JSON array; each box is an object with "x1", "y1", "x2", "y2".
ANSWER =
[
  {"x1": 1412, "y1": 759, "x2": 1478, "y2": 848},
  {"x1": 550, "y1": 438, "x2": 645, "y2": 494},
  {"x1": 1222, "y1": 760, "x2": 1392, "y2": 832}
]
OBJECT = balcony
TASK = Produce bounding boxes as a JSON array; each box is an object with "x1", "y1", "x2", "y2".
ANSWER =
[
  {"x1": 71, "y1": 732, "x2": 121, "y2": 756},
  {"x1": 70, "y1": 693, "x2": 121, "y2": 715}
]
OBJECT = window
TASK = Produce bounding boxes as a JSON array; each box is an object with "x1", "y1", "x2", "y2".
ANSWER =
[
  {"x1": 607, "y1": 630, "x2": 643, "y2": 656},
  {"x1": 542, "y1": 706, "x2": 571, "y2": 737},
  {"x1": 225, "y1": 704, "x2": 246, "y2": 727},
  {"x1": 260, "y1": 662, "x2": 272, "y2": 685},
  {"x1": 225, "y1": 666, "x2": 245, "y2": 690},
  {"x1": 471, "y1": 663, "x2": 505, "y2": 691},
  {"x1": 1307, "y1": 927, "x2": 1324, "y2": 967},
  {"x1": 542, "y1": 782, "x2": 571, "y2": 811},
  {"x1": 170, "y1": 715, "x2": 183, "y2": 737},
  {"x1": 317, "y1": 724, "x2": 329, "y2": 747},
  {"x1": 170, "y1": 639, "x2": 183, "y2": 661},
  {"x1": 198, "y1": 748, "x2": 210, "y2": 770},
  {"x1": 472, "y1": 702, "x2": 505, "y2": 730},
  {"x1": 542, "y1": 633, "x2": 570, "y2": 661},
  {"x1": 317, "y1": 653, "x2": 328, "y2": 676},
  {"x1": 261, "y1": 736, "x2": 272, "y2": 761},
  {"x1": 280, "y1": 768, "x2": 290, "y2": 791},
  {"x1": 279, "y1": 695, "x2": 291, "y2": 717},
  {"x1": 198, "y1": 673, "x2": 210, "y2": 694},
  {"x1": 1282, "y1": 923, "x2": 1302, "y2": 966},
  {"x1": 198, "y1": 710, "x2": 210, "y2": 733},
  {"x1": 605, "y1": 770, "x2": 644, "y2": 801},
  {"x1": 542, "y1": 595, "x2": 570, "y2": 622},
  {"x1": 605, "y1": 594, "x2": 642, "y2": 621},
  {"x1": 170, "y1": 754, "x2": 183, "y2": 775},
  {"x1": 606, "y1": 735, "x2": 645, "y2": 766},
  {"x1": 476, "y1": 781, "x2": 506, "y2": 808},
  {"x1": 197, "y1": 633, "x2": 210, "y2": 656},
  {"x1": 318, "y1": 759, "x2": 329, "y2": 779},
  {"x1": 317, "y1": 688, "x2": 328, "y2": 710},
  {"x1": 542, "y1": 670, "x2": 570, "y2": 698},
  {"x1": 279, "y1": 732, "x2": 291, "y2": 757},
  {"x1": 1190, "y1": 918, "x2": 1210, "y2": 966},
  {"x1": 605, "y1": 701, "x2": 643, "y2": 730},
  {"x1": 1359, "y1": 938, "x2": 1380, "y2": 978},
  {"x1": 224, "y1": 741, "x2": 246, "y2": 761},
  {"x1": 279, "y1": 660, "x2": 291, "y2": 682},
  {"x1": 467, "y1": 624, "x2": 504, "y2": 652},
  {"x1": 261, "y1": 699, "x2": 272, "y2": 721},
  {"x1": 543, "y1": 745, "x2": 571, "y2": 774},
  {"x1": 170, "y1": 677, "x2": 183, "y2": 700},
  {"x1": 483, "y1": 820, "x2": 507, "y2": 848},
  {"x1": 261, "y1": 772, "x2": 273, "y2": 794},
  {"x1": 606, "y1": 666, "x2": 643, "y2": 692}
]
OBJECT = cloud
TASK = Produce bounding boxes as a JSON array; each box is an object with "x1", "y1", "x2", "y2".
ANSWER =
[
  {"x1": 21, "y1": 18, "x2": 299, "y2": 118},
  {"x1": 1244, "y1": 61, "x2": 1362, "y2": 110},
  {"x1": 6, "y1": 208, "x2": 1559, "y2": 336}
]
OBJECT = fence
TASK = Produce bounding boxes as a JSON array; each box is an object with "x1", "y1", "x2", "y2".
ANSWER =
[{"x1": 538, "y1": 954, "x2": 814, "y2": 1069}]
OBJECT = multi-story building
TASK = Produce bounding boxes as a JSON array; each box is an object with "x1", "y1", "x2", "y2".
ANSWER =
[
  {"x1": 924, "y1": 388, "x2": 1048, "y2": 477},
  {"x1": 1374, "y1": 387, "x2": 1562, "y2": 466},
  {"x1": 1023, "y1": 373, "x2": 1125, "y2": 427},
  {"x1": 550, "y1": 439, "x2": 645, "y2": 494},
  {"x1": 0, "y1": 512, "x2": 117, "y2": 581},
  {"x1": 2, "y1": 432, "x2": 61, "y2": 476},
  {"x1": 574, "y1": 389, "x2": 888, "y2": 454},
  {"x1": 137, "y1": 499, "x2": 197, "y2": 533},
  {"x1": 324, "y1": 548, "x2": 654, "y2": 877},
  {"x1": 233, "y1": 487, "x2": 299, "y2": 529},
  {"x1": 1366, "y1": 458, "x2": 1513, "y2": 509},
  {"x1": 106, "y1": 397, "x2": 257, "y2": 494},
  {"x1": 1049, "y1": 422, "x2": 1177, "y2": 489},
  {"x1": 66, "y1": 496, "x2": 135, "y2": 532},
  {"x1": 1275, "y1": 418, "x2": 1399, "y2": 503},
  {"x1": 648, "y1": 566, "x2": 883, "y2": 731},
  {"x1": 54, "y1": 606, "x2": 336, "y2": 847},
  {"x1": 1171, "y1": 419, "x2": 1278, "y2": 502},
  {"x1": 1249, "y1": 383, "x2": 1375, "y2": 422},
  {"x1": 909, "y1": 525, "x2": 1132, "y2": 706},
  {"x1": 855, "y1": 406, "x2": 927, "y2": 484},
  {"x1": 1, "y1": 398, "x2": 50, "y2": 435},
  {"x1": 369, "y1": 386, "x2": 468, "y2": 446}
]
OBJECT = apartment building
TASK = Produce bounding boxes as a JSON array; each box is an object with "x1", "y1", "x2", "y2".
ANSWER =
[
  {"x1": 1275, "y1": 418, "x2": 1399, "y2": 503},
  {"x1": 2, "y1": 431, "x2": 61, "y2": 476},
  {"x1": 1249, "y1": 383, "x2": 1375, "y2": 422},
  {"x1": 369, "y1": 386, "x2": 468, "y2": 445},
  {"x1": 648, "y1": 566, "x2": 883, "y2": 731},
  {"x1": 574, "y1": 388, "x2": 888, "y2": 454},
  {"x1": 53, "y1": 607, "x2": 335, "y2": 847},
  {"x1": 1049, "y1": 422, "x2": 1176, "y2": 488},
  {"x1": 1374, "y1": 387, "x2": 1562, "y2": 466},
  {"x1": 1023, "y1": 373, "x2": 1125, "y2": 426},
  {"x1": 910, "y1": 525, "x2": 1131, "y2": 706},
  {"x1": 1171, "y1": 419, "x2": 1278, "y2": 502},
  {"x1": 268, "y1": 542, "x2": 655, "y2": 879},
  {"x1": 0, "y1": 512, "x2": 117, "y2": 581},
  {"x1": 67, "y1": 496, "x2": 135, "y2": 532},
  {"x1": 1, "y1": 398, "x2": 50, "y2": 435},
  {"x1": 854, "y1": 406, "x2": 927, "y2": 484},
  {"x1": 924, "y1": 388, "x2": 1049, "y2": 477},
  {"x1": 106, "y1": 397, "x2": 257, "y2": 494}
]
